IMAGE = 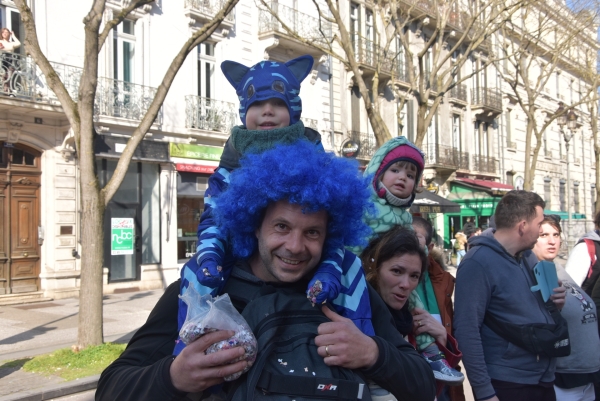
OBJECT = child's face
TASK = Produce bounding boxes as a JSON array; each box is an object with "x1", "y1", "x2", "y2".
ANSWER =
[
  {"x1": 245, "y1": 98, "x2": 290, "y2": 130},
  {"x1": 380, "y1": 161, "x2": 416, "y2": 199}
]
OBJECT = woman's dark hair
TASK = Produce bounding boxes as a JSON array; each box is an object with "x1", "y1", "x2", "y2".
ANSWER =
[
  {"x1": 360, "y1": 226, "x2": 428, "y2": 293},
  {"x1": 541, "y1": 215, "x2": 562, "y2": 235}
]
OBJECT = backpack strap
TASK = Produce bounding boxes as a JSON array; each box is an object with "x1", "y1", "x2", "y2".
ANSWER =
[
  {"x1": 584, "y1": 239, "x2": 598, "y2": 279},
  {"x1": 256, "y1": 371, "x2": 366, "y2": 400}
]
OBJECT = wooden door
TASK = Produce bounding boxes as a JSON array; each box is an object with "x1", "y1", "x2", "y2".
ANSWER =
[{"x1": 0, "y1": 144, "x2": 41, "y2": 294}]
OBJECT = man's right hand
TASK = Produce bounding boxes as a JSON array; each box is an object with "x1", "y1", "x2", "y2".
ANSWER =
[{"x1": 169, "y1": 330, "x2": 248, "y2": 393}]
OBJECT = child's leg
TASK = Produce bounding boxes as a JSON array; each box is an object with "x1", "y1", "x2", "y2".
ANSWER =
[
  {"x1": 415, "y1": 333, "x2": 438, "y2": 352},
  {"x1": 174, "y1": 253, "x2": 222, "y2": 355},
  {"x1": 311, "y1": 248, "x2": 375, "y2": 336},
  {"x1": 408, "y1": 291, "x2": 425, "y2": 311},
  {"x1": 420, "y1": 338, "x2": 464, "y2": 385}
]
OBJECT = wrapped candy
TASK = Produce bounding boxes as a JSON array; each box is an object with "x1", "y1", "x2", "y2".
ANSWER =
[{"x1": 179, "y1": 286, "x2": 257, "y2": 381}]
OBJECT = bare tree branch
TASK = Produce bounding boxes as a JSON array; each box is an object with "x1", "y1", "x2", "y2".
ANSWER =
[{"x1": 102, "y1": 0, "x2": 239, "y2": 204}]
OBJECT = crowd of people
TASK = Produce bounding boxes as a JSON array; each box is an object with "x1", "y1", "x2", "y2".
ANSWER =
[{"x1": 95, "y1": 54, "x2": 600, "y2": 401}]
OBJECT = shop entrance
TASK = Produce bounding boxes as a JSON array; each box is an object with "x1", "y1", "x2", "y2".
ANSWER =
[
  {"x1": 0, "y1": 143, "x2": 41, "y2": 294},
  {"x1": 99, "y1": 159, "x2": 161, "y2": 282}
]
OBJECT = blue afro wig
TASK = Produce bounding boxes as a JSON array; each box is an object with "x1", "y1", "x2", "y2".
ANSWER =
[{"x1": 214, "y1": 140, "x2": 374, "y2": 259}]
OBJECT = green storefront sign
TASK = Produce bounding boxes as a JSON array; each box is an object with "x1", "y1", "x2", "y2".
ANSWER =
[
  {"x1": 442, "y1": 182, "x2": 503, "y2": 248},
  {"x1": 169, "y1": 143, "x2": 223, "y2": 161},
  {"x1": 111, "y1": 218, "x2": 135, "y2": 255}
]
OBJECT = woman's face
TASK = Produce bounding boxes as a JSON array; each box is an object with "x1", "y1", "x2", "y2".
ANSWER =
[
  {"x1": 1, "y1": 30, "x2": 10, "y2": 40},
  {"x1": 533, "y1": 223, "x2": 561, "y2": 262},
  {"x1": 376, "y1": 253, "x2": 422, "y2": 311}
]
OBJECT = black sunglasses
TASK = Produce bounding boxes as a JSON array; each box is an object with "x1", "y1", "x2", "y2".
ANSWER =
[{"x1": 544, "y1": 214, "x2": 561, "y2": 224}]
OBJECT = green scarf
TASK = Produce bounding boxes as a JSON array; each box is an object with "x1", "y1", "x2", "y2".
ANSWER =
[{"x1": 231, "y1": 121, "x2": 306, "y2": 155}]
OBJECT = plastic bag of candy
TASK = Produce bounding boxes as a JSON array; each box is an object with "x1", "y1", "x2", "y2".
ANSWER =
[{"x1": 179, "y1": 285, "x2": 257, "y2": 381}]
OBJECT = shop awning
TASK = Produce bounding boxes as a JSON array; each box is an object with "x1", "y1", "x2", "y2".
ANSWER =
[
  {"x1": 543, "y1": 210, "x2": 587, "y2": 220},
  {"x1": 410, "y1": 191, "x2": 461, "y2": 214},
  {"x1": 172, "y1": 157, "x2": 218, "y2": 174},
  {"x1": 453, "y1": 178, "x2": 513, "y2": 195}
]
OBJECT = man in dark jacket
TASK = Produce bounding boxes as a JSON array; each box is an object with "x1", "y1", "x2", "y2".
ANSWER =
[
  {"x1": 96, "y1": 141, "x2": 435, "y2": 401},
  {"x1": 454, "y1": 190, "x2": 566, "y2": 401}
]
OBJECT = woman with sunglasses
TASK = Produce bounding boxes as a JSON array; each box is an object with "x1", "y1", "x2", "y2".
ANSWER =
[{"x1": 533, "y1": 215, "x2": 600, "y2": 401}]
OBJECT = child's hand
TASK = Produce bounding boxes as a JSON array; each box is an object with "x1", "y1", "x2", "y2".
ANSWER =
[
  {"x1": 307, "y1": 271, "x2": 341, "y2": 306},
  {"x1": 195, "y1": 257, "x2": 223, "y2": 288}
]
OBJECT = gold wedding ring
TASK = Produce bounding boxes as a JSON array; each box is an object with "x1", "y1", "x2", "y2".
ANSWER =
[
  {"x1": 418, "y1": 320, "x2": 423, "y2": 327},
  {"x1": 325, "y1": 345, "x2": 331, "y2": 357}
]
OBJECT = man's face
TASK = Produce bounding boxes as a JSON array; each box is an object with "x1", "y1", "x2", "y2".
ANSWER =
[
  {"x1": 251, "y1": 200, "x2": 327, "y2": 283},
  {"x1": 521, "y1": 206, "x2": 545, "y2": 251}
]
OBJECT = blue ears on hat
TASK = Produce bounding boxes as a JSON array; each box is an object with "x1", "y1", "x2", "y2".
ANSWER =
[{"x1": 221, "y1": 55, "x2": 314, "y2": 126}]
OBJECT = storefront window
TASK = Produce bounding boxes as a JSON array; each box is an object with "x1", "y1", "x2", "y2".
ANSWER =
[
  {"x1": 141, "y1": 163, "x2": 160, "y2": 264},
  {"x1": 98, "y1": 159, "x2": 161, "y2": 282},
  {"x1": 177, "y1": 173, "x2": 209, "y2": 262}
]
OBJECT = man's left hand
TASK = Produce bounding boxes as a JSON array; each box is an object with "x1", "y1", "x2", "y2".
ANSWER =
[
  {"x1": 315, "y1": 306, "x2": 379, "y2": 369},
  {"x1": 551, "y1": 280, "x2": 566, "y2": 311}
]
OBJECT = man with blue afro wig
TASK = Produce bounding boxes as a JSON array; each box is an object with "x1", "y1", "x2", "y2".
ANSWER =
[
  {"x1": 174, "y1": 138, "x2": 378, "y2": 355},
  {"x1": 95, "y1": 141, "x2": 437, "y2": 401},
  {"x1": 174, "y1": 55, "x2": 378, "y2": 357},
  {"x1": 214, "y1": 140, "x2": 373, "y2": 261}
]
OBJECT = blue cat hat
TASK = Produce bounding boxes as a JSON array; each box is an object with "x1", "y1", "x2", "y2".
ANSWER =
[{"x1": 221, "y1": 55, "x2": 314, "y2": 127}]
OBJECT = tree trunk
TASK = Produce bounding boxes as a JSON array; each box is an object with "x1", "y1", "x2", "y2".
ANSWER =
[
  {"x1": 523, "y1": 117, "x2": 535, "y2": 191},
  {"x1": 77, "y1": 190, "x2": 105, "y2": 347},
  {"x1": 76, "y1": 91, "x2": 105, "y2": 347}
]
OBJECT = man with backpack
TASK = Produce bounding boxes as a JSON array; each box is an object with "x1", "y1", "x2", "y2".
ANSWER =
[
  {"x1": 454, "y1": 191, "x2": 567, "y2": 401},
  {"x1": 566, "y1": 211, "x2": 600, "y2": 309},
  {"x1": 96, "y1": 142, "x2": 436, "y2": 401}
]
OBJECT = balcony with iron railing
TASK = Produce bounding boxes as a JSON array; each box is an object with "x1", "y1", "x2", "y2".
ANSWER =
[
  {"x1": 348, "y1": 130, "x2": 377, "y2": 159},
  {"x1": 185, "y1": 95, "x2": 237, "y2": 134},
  {"x1": 0, "y1": 52, "x2": 161, "y2": 123},
  {"x1": 397, "y1": 0, "x2": 465, "y2": 31},
  {"x1": 425, "y1": 144, "x2": 465, "y2": 171},
  {"x1": 95, "y1": 77, "x2": 161, "y2": 123},
  {"x1": 351, "y1": 35, "x2": 397, "y2": 77},
  {"x1": 471, "y1": 154, "x2": 498, "y2": 174},
  {"x1": 184, "y1": 0, "x2": 235, "y2": 27},
  {"x1": 449, "y1": 83, "x2": 467, "y2": 103},
  {"x1": 259, "y1": 2, "x2": 332, "y2": 51},
  {"x1": 471, "y1": 87, "x2": 502, "y2": 115}
]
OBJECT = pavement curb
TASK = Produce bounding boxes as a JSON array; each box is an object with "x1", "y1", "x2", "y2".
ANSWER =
[{"x1": 0, "y1": 374, "x2": 98, "y2": 401}]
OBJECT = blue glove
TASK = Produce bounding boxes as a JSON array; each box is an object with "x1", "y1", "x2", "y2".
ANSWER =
[
  {"x1": 195, "y1": 257, "x2": 223, "y2": 288},
  {"x1": 307, "y1": 269, "x2": 342, "y2": 305}
]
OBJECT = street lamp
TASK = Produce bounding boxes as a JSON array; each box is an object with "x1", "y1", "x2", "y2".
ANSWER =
[{"x1": 556, "y1": 102, "x2": 578, "y2": 251}]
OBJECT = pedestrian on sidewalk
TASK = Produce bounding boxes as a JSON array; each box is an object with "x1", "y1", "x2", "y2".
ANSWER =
[
  {"x1": 454, "y1": 190, "x2": 567, "y2": 401},
  {"x1": 533, "y1": 214, "x2": 600, "y2": 401}
]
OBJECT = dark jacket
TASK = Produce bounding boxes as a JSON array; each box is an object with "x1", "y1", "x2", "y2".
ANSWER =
[
  {"x1": 96, "y1": 264, "x2": 436, "y2": 401},
  {"x1": 428, "y1": 250, "x2": 465, "y2": 401},
  {"x1": 453, "y1": 231, "x2": 556, "y2": 401}
]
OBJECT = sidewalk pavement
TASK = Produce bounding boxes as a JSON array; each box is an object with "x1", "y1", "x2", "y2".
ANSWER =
[{"x1": 0, "y1": 288, "x2": 165, "y2": 401}]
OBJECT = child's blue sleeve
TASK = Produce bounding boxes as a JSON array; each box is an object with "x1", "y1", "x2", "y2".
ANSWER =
[
  {"x1": 193, "y1": 167, "x2": 232, "y2": 287},
  {"x1": 175, "y1": 166, "x2": 233, "y2": 355},
  {"x1": 307, "y1": 248, "x2": 375, "y2": 336}
]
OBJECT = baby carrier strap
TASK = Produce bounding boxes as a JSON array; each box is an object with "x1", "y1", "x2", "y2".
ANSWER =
[
  {"x1": 581, "y1": 239, "x2": 600, "y2": 296},
  {"x1": 483, "y1": 257, "x2": 570, "y2": 358}
]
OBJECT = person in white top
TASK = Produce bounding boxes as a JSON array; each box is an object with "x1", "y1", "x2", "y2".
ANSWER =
[
  {"x1": 0, "y1": 28, "x2": 21, "y2": 96},
  {"x1": 565, "y1": 211, "x2": 600, "y2": 290}
]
